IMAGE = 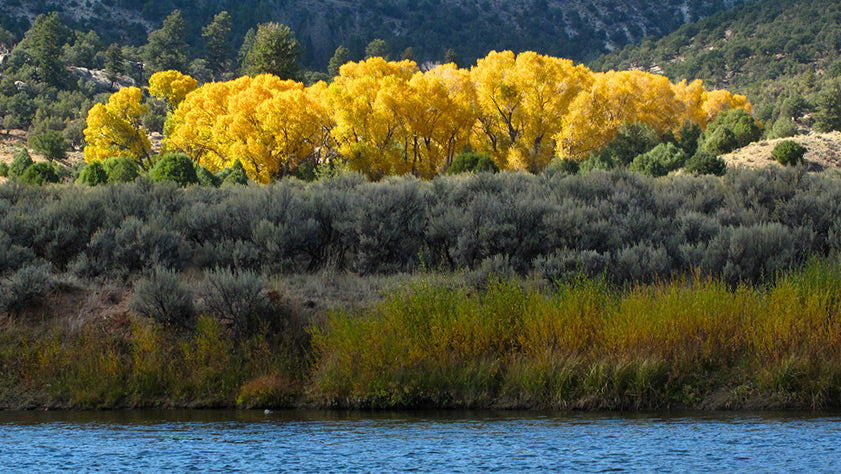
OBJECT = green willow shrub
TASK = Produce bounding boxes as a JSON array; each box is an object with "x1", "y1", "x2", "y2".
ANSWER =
[
  {"x1": 75, "y1": 161, "x2": 108, "y2": 186},
  {"x1": 448, "y1": 152, "x2": 499, "y2": 174},
  {"x1": 8, "y1": 148, "x2": 34, "y2": 177},
  {"x1": 103, "y1": 156, "x2": 141, "y2": 183},
  {"x1": 684, "y1": 150, "x2": 727, "y2": 176},
  {"x1": 150, "y1": 153, "x2": 199, "y2": 186},
  {"x1": 21, "y1": 162, "x2": 61, "y2": 185},
  {"x1": 130, "y1": 266, "x2": 195, "y2": 329},
  {"x1": 772, "y1": 140, "x2": 806, "y2": 166}
]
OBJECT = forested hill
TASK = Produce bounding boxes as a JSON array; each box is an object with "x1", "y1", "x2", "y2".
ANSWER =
[
  {"x1": 0, "y1": 0, "x2": 749, "y2": 69},
  {"x1": 590, "y1": 0, "x2": 841, "y2": 127}
]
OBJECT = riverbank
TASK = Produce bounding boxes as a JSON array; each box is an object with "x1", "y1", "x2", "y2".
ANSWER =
[{"x1": 3, "y1": 260, "x2": 841, "y2": 411}]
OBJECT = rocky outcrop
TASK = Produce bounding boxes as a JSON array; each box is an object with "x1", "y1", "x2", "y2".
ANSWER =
[{"x1": 70, "y1": 67, "x2": 136, "y2": 93}]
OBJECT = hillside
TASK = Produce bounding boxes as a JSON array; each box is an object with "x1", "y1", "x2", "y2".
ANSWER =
[
  {"x1": 591, "y1": 0, "x2": 841, "y2": 126},
  {"x1": 0, "y1": 0, "x2": 749, "y2": 69}
]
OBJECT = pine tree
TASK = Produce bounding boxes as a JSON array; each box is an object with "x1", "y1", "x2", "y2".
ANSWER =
[
  {"x1": 203, "y1": 11, "x2": 232, "y2": 80},
  {"x1": 328, "y1": 46, "x2": 351, "y2": 77},
  {"x1": 142, "y1": 10, "x2": 189, "y2": 74},
  {"x1": 241, "y1": 23, "x2": 301, "y2": 79}
]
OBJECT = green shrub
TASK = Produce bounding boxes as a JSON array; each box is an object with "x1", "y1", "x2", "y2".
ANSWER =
[
  {"x1": 103, "y1": 156, "x2": 141, "y2": 183},
  {"x1": 707, "y1": 108, "x2": 763, "y2": 148},
  {"x1": 600, "y1": 122, "x2": 660, "y2": 166},
  {"x1": 579, "y1": 150, "x2": 615, "y2": 173},
  {"x1": 702, "y1": 126, "x2": 739, "y2": 155},
  {"x1": 149, "y1": 153, "x2": 198, "y2": 187},
  {"x1": 130, "y1": 266, "x2": 195, "y2": 329},
  {"x1": 0, "y1": 162, "x2": 8, "y2": 177},
  {"x1": 448, "y1": 152, "x2": 499, "y2": 174},
  {"x1": 0, "y1": 263, "x2": 52, "y2": 313},
  {"x1": 630, "y1": 143, "x2": 686, "y2": 177},
  {"x1": 769, "y1": 117, "x2": 799, "y2": 139},
  {"x1": 21, "y1": 162, "x2": 61, "y2": 185},
  {"x1": 545, "y1": 157, "x2": 579, "y2": 175},
  {"x1": 28, "y1": 130, "x2": 67, "y2": 162},
  {"x1": 195, "y1": 164, "x2": 221, "y2": 187},
  {"x1": 75, "y1": 161, "x2": 108, "y2": 186},
  {"x1": 8, "y1": 148, "x2": 33, "y2": 177},
  {"x1": 684, "y1": 150, "x2": 727, "y2": 176},
  {"x1": 772, "y1": 140, "x2": 806, "y2": 166},
  {"x1": 220, "y1": 159, "x2": 249, "y2": 186}
]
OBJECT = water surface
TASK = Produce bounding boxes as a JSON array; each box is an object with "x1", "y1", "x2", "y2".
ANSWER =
[{"x1": 1, "y1": 410, "x2": 839, "y2": 472}]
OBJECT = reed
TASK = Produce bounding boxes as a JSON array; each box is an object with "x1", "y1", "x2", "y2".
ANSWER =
[{"x1": 311, "y1": 260, "x2": 841, "y2": 409}]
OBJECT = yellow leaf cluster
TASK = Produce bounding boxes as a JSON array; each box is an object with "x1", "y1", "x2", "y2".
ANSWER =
[
  {"x1": 148, "y1": 70, "x2": 198, "y2": 111},
  {"x1": 154, "y1": 51, "x2": 751, "y2": 180},
  {"x1": 165, "y1": 74, "x2": 327, "y2": 183},
  {"x1": 83, "y1": 87, "x2": 152, "y2": 168}
]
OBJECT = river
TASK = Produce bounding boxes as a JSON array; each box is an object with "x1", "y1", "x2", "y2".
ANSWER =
[{"x1": 1, "y1": 410, "x2": 839, "y2": 472}]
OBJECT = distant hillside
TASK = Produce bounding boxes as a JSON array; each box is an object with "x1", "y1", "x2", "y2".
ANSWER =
[
  {"x1": 0, "y1": 0, "x2": 749, "y2": 69},
  {"x1": 591, "y1": 0, "x2": 841, "y2": 125}
]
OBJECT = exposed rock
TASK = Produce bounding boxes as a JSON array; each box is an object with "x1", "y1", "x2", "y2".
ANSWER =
[{"x1": 70, "y1": 67, "x2": 135, "y2": 93}]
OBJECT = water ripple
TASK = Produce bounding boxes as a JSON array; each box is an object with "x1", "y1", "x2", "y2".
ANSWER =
[{"x1": 0, "y1": 410, "x2": 840, "y2": 472}]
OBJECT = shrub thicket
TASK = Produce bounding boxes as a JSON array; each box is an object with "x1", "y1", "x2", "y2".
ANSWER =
[
  {"x1": 103, "y1": 156, "x2": 141, "y2": 183},
  {"x1": 8, "y1": 148, "x2": 33, "y2": 177},
  {"x1": 20, "y1": 162, "x2": 61, "y2": 185},
  {"x1": 772, "y1": 140, "x2": 807, "y2": 166},
  {"x1": 684, "y1": 150, "x2": 727, "y2": 176},
  {"x1": 76, "y1": 161, "x2": 108, "y2": 186},
  {"x1": 2, "y1": 167, "x2": 841, "y2": 286},
  {"x1": 448, "y1": 152, "x2": 499, "y2": 174},
  {"x1": 130, "y1": 266, "x2": 195, "y2": 328},
  {"x1": 149, "y1": 153, "x2": 198, "y2": 186}
]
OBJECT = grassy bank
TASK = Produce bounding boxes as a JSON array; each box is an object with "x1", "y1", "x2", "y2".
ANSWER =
[
  {"x1": 312, "y1": 263, "x2": 841, "y2": 410},
  {"x1": 3, "y1": 260, "x2": 841, "y2": 410}
]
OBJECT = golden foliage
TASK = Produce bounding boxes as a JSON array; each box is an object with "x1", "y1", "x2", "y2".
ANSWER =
[
  {"x1": 83, "y1": 87, "x2": 153, "y2": 168},
  {"x1": 141, "y1": 51, "x2": 753, "y2": 180},
  {"x1": 148, "y1": 70, "x2": 198, "y2": 110}
]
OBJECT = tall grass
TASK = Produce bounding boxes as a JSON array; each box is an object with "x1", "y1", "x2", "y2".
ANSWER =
[
  {"x1": 311, "y1": 260, "x2": 841, "y2": 409},
  {"x1": 0, "y1": 315, "x2": 303, "y2": 409}
]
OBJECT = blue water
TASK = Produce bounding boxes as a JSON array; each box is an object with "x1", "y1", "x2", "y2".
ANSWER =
[{"x1": 1, "y1": 410, "x2": 839, "y2": 472}]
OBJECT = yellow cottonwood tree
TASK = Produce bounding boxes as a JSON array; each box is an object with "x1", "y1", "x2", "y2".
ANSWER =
[
  {"x1": 83, "y1": 87, "x2": 153, "y2": 168},
  {"x1": 404, "y1": 63, "x2": 477, "y2": 176},
  {"x1": 556, "y1": 70, "x2": 686, "y2": 162},
  {"x1": 471, "y1": 51, "x2": 593, "y2": 172},
  {"x1": 148, "y1": 70, "x2": 198, "y2": 111},
  {"x1": 327, "y1": 57, "x2": 418, "y2": 179},
  {"x1": 165, "y1": 74, "x2": 330, "y2": 182}
]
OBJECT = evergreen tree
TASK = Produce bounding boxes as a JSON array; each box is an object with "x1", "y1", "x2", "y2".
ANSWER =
[
  {"x1": 328, "y1": 45, "x2": 351, "y2": 77},
  {"x1": 815, "y1": 83, "x2": 841, "y2": 133},
  {"x1": 142, "y1": 10, "x2": 189, "y2": 74},
  {"x1": 27, "y1": 13, "x2": 68, "y2": 87},
  {"x1": 203, "y1": 11, "x2": 232, "y2": 80},
  {"x1": 104, "y1": 43, "x2": 125, "y2": 89},
  {"x1": 241, "y1": 22, "x2": 301, "y2": 79},
  {"x1": 365, "y1": 38, "x2": 390, "y2": 60},
  {"x1": 444, "y1": 48, "x2": 461, "y2": 67}
]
